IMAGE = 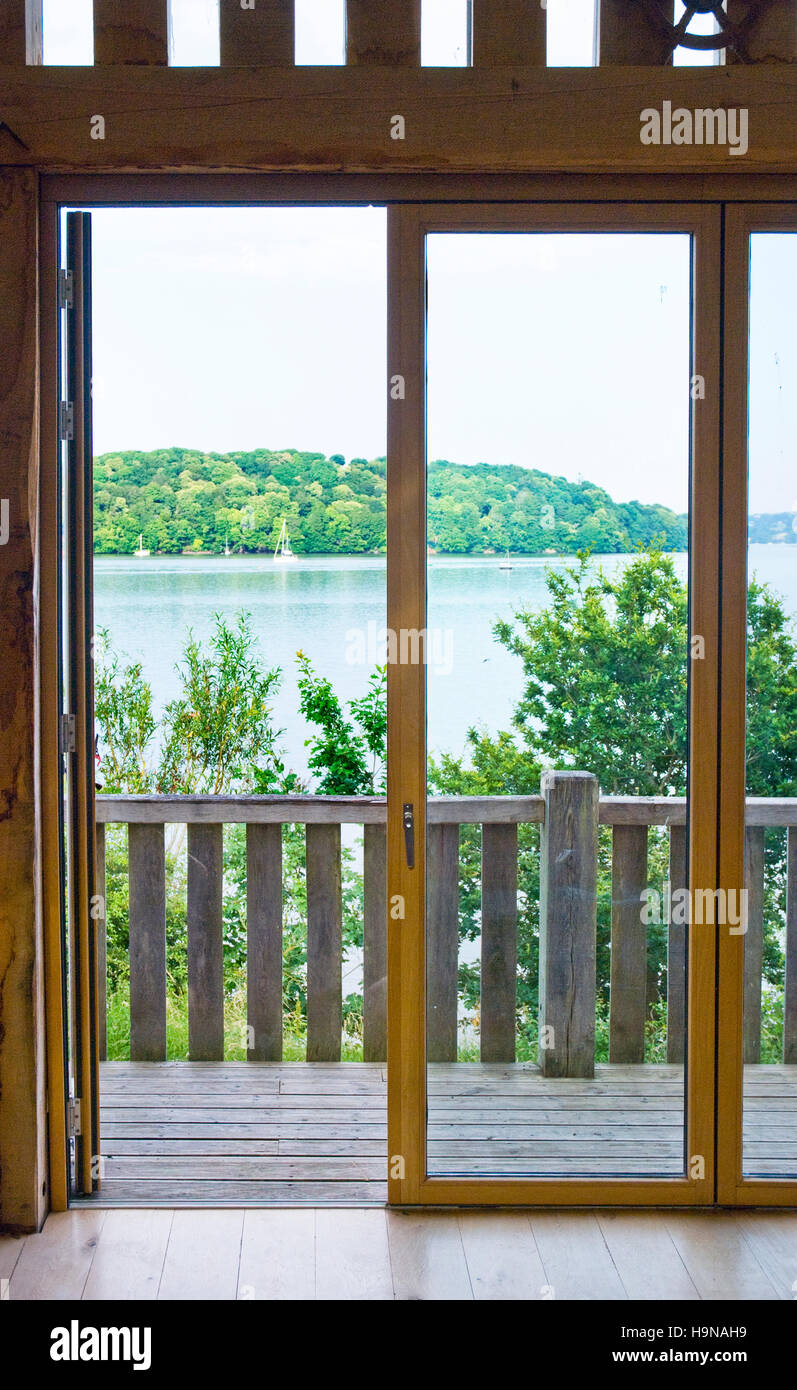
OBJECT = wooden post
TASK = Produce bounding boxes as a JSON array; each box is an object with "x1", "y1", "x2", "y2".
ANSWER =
[
  {"x1": 426, "y1": 821, "x2": 459, "y2": 1063},
  {"x1": 220, "y1": 0, "x2": 294, "y2": 66},
  {"x1": 666, "y1": 822, "x2": 687, "y2": 1064},
  {"x1": 0, "y1": 166, "x2": 45, "y2": 1232},
  {"x1": 727, "y1": 1, "x2": 797, "y2": 62},
  {"x1": 538, "y1": 771, "x2": 598, "y2": 1078},
  {"x1": 480, "y1": 822, "x2": 517, "y2": 1063},
  {"x1": 306, "y1": 823, "x2": 342, "y2": 1061},
  {"x1": 94, "y1": 0, "x2": 170, "y2": 65},
  {"x1": 0, "y1": 0, "x2": 43, "y2": 63},
  {"x1": 187, "y1": 822, "x2": 224, "y2": 1060},
  {"x1": 471, "y1": 0, "x2": 545, "y2": 66},
  {"x1": 597, "y1": 0, "x2": 672, "y2": 65},
  {"x1": 246, "y1": 822, "x2": 282, "y2": 1061},
  {"x1": 363, "y1": 822, "x2": 387, "y2": 1062},
  {"x1": 609, "y1": 824, "x2": 648, "y2": 1063},
  {"x1": 95, "y1": 822, "x2": 107, "y2": 1061},
  {"x1": 785, "y1": 827, "x2": 797, "y2": 1064},
  {"x1": 128, "y1": 822, "x2": 167, "y2": 1061},
  {"x1": 743, "y1": 825, "x2": 765, "y2": 1064},
  {"x1": 346, "y1": 0, "x2": 420, "y2": 66}
]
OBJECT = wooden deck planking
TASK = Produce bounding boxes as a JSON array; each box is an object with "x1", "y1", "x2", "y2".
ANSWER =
[{"x1": 81, "y1": 1062, "x2": 797, "y2": 1205}]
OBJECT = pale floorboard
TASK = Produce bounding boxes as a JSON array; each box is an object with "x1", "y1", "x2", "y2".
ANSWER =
[{"x1": 5, "y1": 1208, "x2": 797, "y2": 1299}]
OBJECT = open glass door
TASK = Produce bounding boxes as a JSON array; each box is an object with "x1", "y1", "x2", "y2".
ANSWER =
[
  {"x1": 61, "y1": 210, "x2": 101, "y2": 1197},
  {"x1": 387, "y1": 204, "x2": 722, "y2": 1205},
  {"x1": 719, "y1": 207, "x2": 797, "y2": 1205}
]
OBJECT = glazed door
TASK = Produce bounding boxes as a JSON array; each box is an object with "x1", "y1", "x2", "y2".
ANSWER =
[{"x1": 386, "y1": 203, "x2": 723, "y2": 1205}]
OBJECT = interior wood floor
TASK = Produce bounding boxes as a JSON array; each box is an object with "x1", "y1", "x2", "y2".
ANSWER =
[
  {"x1": 81, "y1": 1061, "x2": 797, "y2": 1206},
  {"x1": 3, "y1": 1208, "x2": 796, "y2": 1300}
]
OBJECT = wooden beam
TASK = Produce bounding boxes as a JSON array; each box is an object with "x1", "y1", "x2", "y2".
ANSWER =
[
  {"x1": 94, "y1": 0, "x2": 169, "y2": 66},
  {"x1": 2, "y1": 66, "x2": 796, "y2": 174},
  {"x1": 727, "y1": 0, "x2": 797, "y2": 63},
  {"x1": 346, "y1": 0, "x2": 420, "y2": 65},
  {"x1": 0, "y1": 166, "x2": 45, "y2": 1233},
  {"x1": 597, "y1": 0, "x2": 672, "y2": 65},
  {"x1": 220, "y1": 0, "x2": 294, "y2": 67},
  {"x1": 0, "y1": 0, "x2": 42, "y2": 64},
  {"x1": 472, "y1": 0, "x2": 545, "y2": 66}
]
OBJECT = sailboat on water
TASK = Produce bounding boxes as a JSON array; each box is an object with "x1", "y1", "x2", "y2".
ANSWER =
[
  {"x1": 133, "y1": 533, "x2": 150, "y2": 558},
  {"x1": 273, "y1": 518, "x2": 297, "y2": 563}
]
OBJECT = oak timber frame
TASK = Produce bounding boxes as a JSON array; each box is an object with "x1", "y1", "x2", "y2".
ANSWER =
[{"x1": 1, "y1": 41, "x2": 796, "y2": 1226}]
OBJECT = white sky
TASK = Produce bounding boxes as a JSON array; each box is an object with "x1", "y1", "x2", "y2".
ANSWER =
[{"x1": 47, "y1": 3, "x2": 795, "y2": 513}]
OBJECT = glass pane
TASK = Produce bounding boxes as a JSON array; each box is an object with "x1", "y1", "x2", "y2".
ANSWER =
[
  {"x1": 425, "y1": 231, "x2": 692, "y2": 1178},
  {"x1": 743, "y1": 233, "x2": 797, "y2": 1179}
]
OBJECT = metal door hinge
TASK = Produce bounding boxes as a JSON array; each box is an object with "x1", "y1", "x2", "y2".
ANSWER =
[
  {"x1": 59, "y1": 400, "x2": 74, "y2": 441},
  {"x1": 60, "y1": 713, "x2": 76, "y2": 755},
  {"x1": 67, "y1": 1098, "x2": 82, "y2": 1137},
  {"x1": 58, "y1": 268, "x2": 74, "y2": 310}
]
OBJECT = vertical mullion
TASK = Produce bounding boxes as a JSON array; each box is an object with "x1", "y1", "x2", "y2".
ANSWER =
[
  {"x1": 716, "y1": 206, "x2": 751, "y2": 1204},
  {"x1": 386, "y1": 204, "x2": 426, "y2": 1204}
]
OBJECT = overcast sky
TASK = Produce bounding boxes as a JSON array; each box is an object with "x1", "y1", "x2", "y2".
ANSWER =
[{"x1": 47, "y1": 3, "x2": 795, "y2": 514}]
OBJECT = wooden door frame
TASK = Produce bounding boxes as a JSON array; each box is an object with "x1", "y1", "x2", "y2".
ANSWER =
[
  {"x1": 386, "y1": 201, "x2": 723, "y2": 1205},
  {"x1": 717, "y1": 203, "x2": 797, "y2": 1206}
]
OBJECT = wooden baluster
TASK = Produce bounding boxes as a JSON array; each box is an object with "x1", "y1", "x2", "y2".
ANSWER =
[
  {"x1": 480, "y1": 822, "x2": 517, "y2": 1063},
  {"x1": 743, "y1": 825, "x2": 765, "y2": 1064},
  {"x1": 363, "y1": 822, "x2": 387, "y2": 1063},
  {"x1": 471, "y1": 0, "x2": 545, "y2": 66},
  {"x1": 0, "y1": 0, "x2": 43, "y2": 63},
  {"x1": 306, "y1": 823, "x2": 342, "y2": 1061},
  {"x1": 726, "y1": 1, "x2": 797, "y2": 62},
  {"x1": 95, "y1": 822, "x2": 107, "y2": 1062},
  {"x1": 94, "y1": 0, "x2": 170, "y2": 65},
  {"x1": 187, "y1": 822, "x2": 224, "y2": 1060},
  {"x1": 128, "y1": 822, "x2": 167, "y2": 1061},
  {"x1": 784, "y1": 827, "x2": 797, "y2": 1064},
  {"x1": 220, "y1": 0, "x2": 294, "y2": 66},
  {"x1": 597, "y1": 0, "x2": 671, "y2": 65},
  {"x1": 609, "y1": 824, "x2": 649, "y2": 1063},
  {"x1": 426, "y1": 821, "x2": 459, "y2": 1063},
  {"x1": 346, "y1": 0, "x2": 420, "y2": 66},
  {"x1": 538, "y1": 771, "x2": 597, "y2": 1078},
  {"x1": 246, "y1": 823, "x2": 282, "y2": 1061},
  {"x1": 666, "y1": 821, "x2": 687, "y2": 1064}
]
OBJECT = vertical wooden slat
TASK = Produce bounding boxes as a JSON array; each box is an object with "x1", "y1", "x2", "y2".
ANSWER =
[
  {"x1": 346, "y1": 0, "x2": 420, "y2": 65},
  {"x1": 246, "y1": 822, "x2": 282, "y2": 1061},
  {"x1": 597, "y1": 0, "x2": 671, "y2": 64},
  {"x1": 480, "y1": 822, "x2": 517, "y2": 1063},
  {"x1": 220, "y1": 0, "x2": 294, "y2": 65},
  {"x1": 538, "y1": 771, "x2": 597, "y2": 1078},
  {"x1": 187, "y1": 822, "x2": 224, "y2": 1061},
  {"x1": 363, "y1": 822, "x2": 387, "y2": 1063},
  {"x1": 95, "y1": 822, "x2": 107, "y2": 1062},
  {"x1": 426, "y1": 821, "x2": 459, "y2": 1063},
  {"x1": 666, "y1": 822, "x2": 687, "y2": 1064},
  {"x1": 609, "y1": 824, "x2": 649, "y2": 1064},
  {"x1": 743, "y1": 825, "x2": 765, "y2": 1064},
  {"x1": 306, "y1": 823, "x2": 342, "y2": 1061},
  {"x1": 727, "y1": 1, "x2": 797, "y2": 62},
  {"x1": 471, "y1": 0, "x2": 545, "y2": 65},
  {"x1": 0, "y1": 0, "x2": 43, "y2": 64},
  {"x1": 128, "y1": 823, "x2": 167, "y2": 1061},
  {"x1": 784, "y1": 827, "x2": 797, "y2": 1064},
  {"x1": 94, "y1": 0, "x2": 170, "y2": 65}
]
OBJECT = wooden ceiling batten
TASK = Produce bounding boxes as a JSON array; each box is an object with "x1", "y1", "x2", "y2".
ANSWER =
[
  {"x1": 219, "y1": 0, "x2": 295, "y2": 67},
  {"x1": 94, "y1": 0, "x2": 170, "y2": 66},
  {"x1": 471, "y1": 0, "x2": 545, "y2": 66},
  {"x1": 346, "y1": 0, "x2": 421, "y2": 66},
  {"x1": 0, "y1": 0, "x2": 42, "y2": 64}
]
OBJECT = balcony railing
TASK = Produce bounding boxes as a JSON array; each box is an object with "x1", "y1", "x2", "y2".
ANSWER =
[{"x1": 95, "y1": 778, "x2": 797, "y2": 1075}]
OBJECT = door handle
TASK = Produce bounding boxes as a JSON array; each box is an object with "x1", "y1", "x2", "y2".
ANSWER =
[{"x1": 402, "y1": 802, "x2": 415, "y2": 869}]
